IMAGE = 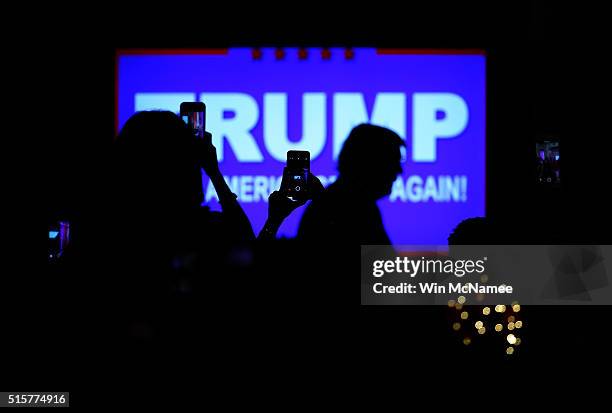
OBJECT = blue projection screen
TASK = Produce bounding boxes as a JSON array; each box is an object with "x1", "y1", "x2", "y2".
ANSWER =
[{"x1": 116, "y1": 48, "x2": 486, "y2": 244}]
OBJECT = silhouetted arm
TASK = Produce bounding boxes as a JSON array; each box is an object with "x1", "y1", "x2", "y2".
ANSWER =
[
  {"x1": 258, "y1": 191, "x2": 295, "y2": 241},
  {"x1": 258, "y1": 175, "x2": 324, "y2": 240},
  {"x1": 198, "y1": 132, "x2": 255, "y2": 241}
]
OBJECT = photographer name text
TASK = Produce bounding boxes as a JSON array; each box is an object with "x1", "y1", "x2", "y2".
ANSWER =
[{"x1": 373, "y1": 282, "x2": 513, "y2": 295}]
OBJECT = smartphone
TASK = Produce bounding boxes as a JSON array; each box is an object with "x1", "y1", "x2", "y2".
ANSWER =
[
  {"x1": 180, "y1": 102, "x2": 206, "y2": 139},
  {"x1": 536, "y1": 138, "x2": 560, "y2": 186},
  {"x1": 281, "y1": 150, "x2": 310, "y2": 201}
]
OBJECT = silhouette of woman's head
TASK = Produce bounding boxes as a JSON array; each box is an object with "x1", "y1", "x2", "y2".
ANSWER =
[
  {"x1": 112, "y1": 111, "x2": 203, "y2": 212},
  {"x1": 337, "y1": 124, "x2": 405, "y2": 199}
]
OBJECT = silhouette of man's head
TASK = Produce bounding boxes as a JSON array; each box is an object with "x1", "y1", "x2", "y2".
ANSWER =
[
  {"x1": 337, "y1": 124, "x2": 404, "y2": 200},
  {"x1": 448, "y1": 217, "x2": 496, "y2": 245},
  {"x1": 113, "y1": 111, "x2": 203, "y2": 211}
]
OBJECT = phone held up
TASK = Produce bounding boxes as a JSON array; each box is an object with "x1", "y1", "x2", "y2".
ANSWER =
[
  {"x1": 180, "y1": 102, "x2": 206, "y2": 139},
  {"x1": 535, "y1": 137, "x2": 560, "y2": 187},
  {"x1": 281, "y1": 150, "x2": 311, "y2": 201}
]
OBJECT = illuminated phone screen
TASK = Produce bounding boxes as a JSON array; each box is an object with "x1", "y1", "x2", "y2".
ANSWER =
[
  {"x1": 183, "y1": 111, "x2": 205, "y2": 139},
  {"x1": 536, "y1": 138, "x2": 560, "y2": 186}
]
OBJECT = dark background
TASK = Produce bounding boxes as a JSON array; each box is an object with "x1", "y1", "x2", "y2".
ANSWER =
[{"x1": 19, "y1": 1, "x2": 612, "y2": 401}]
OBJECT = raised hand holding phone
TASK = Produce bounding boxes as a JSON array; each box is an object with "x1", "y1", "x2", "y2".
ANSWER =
[
  {"x1": 180, "y1": 101, "x2": 218, "y2": 176},
  {"x1": 181, "y1": 101, "x2": 254, "y2": 239},
  {"x1": 259, "y1": 151, "x2": 324, "y2": 240},
  {"x1": 197, "y1": 131, "x2": 220, "y2": 177},
  {"x1": 280, "y1": 150, "x2": 311, "y2": 201}
]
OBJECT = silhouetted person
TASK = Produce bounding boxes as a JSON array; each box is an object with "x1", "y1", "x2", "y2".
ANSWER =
[
  {"x1": 72, "y1": 111, "x2": 254, "y2": 351},
  {"x1": 298, "y1": 124, "x2": 404, "y2": 245},
  {"x1": 109, "y1": 110, "x2": 253, "y2": 245},
  {"x1": 448, "y1": 216, "x2": 497, "y2": 245}
]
